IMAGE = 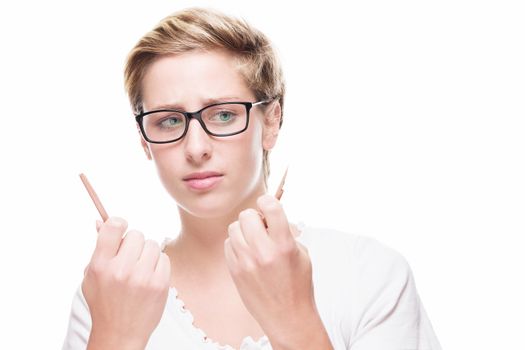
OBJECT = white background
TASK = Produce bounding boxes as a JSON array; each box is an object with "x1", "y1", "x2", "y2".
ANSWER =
[{"x1": 0, "y1": 0, "x2": 524, "y2": 349}]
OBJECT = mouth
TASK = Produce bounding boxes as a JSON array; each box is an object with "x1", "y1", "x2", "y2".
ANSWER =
[{"x1": 183, "y1": 171, "x2": 224, "y2": 191}]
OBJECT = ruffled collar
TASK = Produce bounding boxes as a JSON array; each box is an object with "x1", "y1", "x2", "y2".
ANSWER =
[
  {"x1": 169, "y1": 287, "x2": 271, "y2": 350},
  {"x1": 161, "y1": 221, "x2": 306, "y2": 350}
]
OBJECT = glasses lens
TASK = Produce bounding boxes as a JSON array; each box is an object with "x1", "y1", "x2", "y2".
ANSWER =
[
  {"x1": 142, "y1": 111, "x2": 186, "y2": 142},
  {"x1": 201, "y1": 103, "x2": 248, "y2": 135}
]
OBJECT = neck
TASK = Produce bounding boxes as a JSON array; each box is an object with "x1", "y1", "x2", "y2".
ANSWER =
[{"x1": 166, "y1": 183, "x2": 267, "y2": 282}]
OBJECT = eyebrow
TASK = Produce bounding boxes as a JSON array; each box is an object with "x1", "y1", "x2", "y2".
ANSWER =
[{"x1": 151, "y1": 96, "x2": 245, "y2": 111}]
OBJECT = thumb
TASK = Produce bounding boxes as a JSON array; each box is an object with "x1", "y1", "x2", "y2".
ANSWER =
[
  {"x1": 296, "y1": 240, "x2": 309, "y2": 255},
  {"x1": 95, "y1": 220, "x2": 103, "y2": 233},
  {"x1": 289, "y1": 223, "x2": 302, "y2": 238}
]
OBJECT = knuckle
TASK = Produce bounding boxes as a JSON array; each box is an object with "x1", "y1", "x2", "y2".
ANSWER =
[
  {"x1": 125, "y1": 230, "x2": 145, "y2": 243},
  {"x1": 264, "y1": 200, "x2": 282, "y2": 214},
  {"x1": 113, "y1": 266, "x2": 131, "y2": 283},
  {"x1": 96, "y1": 231, "x2": 112, "y2": 246},
  {"x1": 277, "y1": 240, "x2": 296, "y2": 256},
  {"x1": 228, "y1": 266, "x2": 240, "y2": 276},
  {"x1": 106, "y1": 217, "x2": 128, "y2": 230},
  {"x1": 256, "y1": 252, "x2": 276, "y2": 267},
  {"x1": 160, "y1": 252, "x2": 171, "y2": 266},
  {"x1": 257, "y1": 194, "x2": 278, "y2": 210},
  {"x1": 150, "y1": 279, "x2": 168, "y2": 293},
  {"x1": 128, "y1": 274, "x2": 149, "y2": 290},
  {"x1": 298, "y1": 242, "x2": 310, "y2": 254},
  {"x1": 144, "y1": 239, "x2": 160, "y2": 252},
  {"x1": 238, "y1": 209, "x2": 252, "y2": 220},
  {"x1": 86, "y1": 260, "x2": 105, "y2": 277},
  {"x1": 240, "y1": 259, "x2": 256, "y2": 273},
  {"x1": 228, "y1": 222, "x2": 239, "y2": 234}
]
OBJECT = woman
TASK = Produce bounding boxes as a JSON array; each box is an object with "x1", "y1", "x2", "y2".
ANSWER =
[{"x1": 63, "y1": 7, "x2": 441, "y2": 350}]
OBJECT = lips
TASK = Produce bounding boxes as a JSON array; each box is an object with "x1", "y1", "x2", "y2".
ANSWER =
[
  {"x1": 183, "y1": 171, "x2": 224, "y2": 191},
  {"x1": 183, "y1": 171, "x2": 223, "y2": 181}
]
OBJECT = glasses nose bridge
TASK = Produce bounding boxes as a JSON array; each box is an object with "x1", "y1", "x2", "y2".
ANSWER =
[
  {"x1": 185, "y1": 110, "x2": 204, "y2": 126},
  {"x1": 184, "y1": 110, "x2": 208, "y2": 136}
]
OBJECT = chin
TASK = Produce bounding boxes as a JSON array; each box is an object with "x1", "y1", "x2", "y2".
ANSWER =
[
  {"x1": 167, "y1": 171, "x2": 263, "y2": 218},
  {"x1": 177, "y1": 196, "x2": 239, "y2": 219}
]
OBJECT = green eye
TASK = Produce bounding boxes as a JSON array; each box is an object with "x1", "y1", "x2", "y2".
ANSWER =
[
  {"x1": 160, "y1": 117, "x2": 182, "y2": 128},
  {"x1": 208, "y1": 111, "x2": 236, "y2": 123},
  {"x1": 218, "y1": 112, "x2": 232, "y2": 121}
]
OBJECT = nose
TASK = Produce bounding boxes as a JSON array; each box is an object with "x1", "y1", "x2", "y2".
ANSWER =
[{"x1": 183, "y1": 118, "x2": 213, "y2": 164}]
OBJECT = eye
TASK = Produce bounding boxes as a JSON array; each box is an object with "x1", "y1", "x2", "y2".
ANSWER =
[
  {"x1": 218, "y1": 112, "x2": 233, "y2": 121},
  {"x1": 158, "y1": 116, "x2": 183, "y2": 128},
  {"x1": 208, "y1": 111, "x2": 237, "y2": 123}
]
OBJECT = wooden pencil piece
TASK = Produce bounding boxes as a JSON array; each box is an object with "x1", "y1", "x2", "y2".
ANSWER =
[
  {"x1": 79, "y1": 173, "x2": 109, "y2": 221},
  {"x1": 274, "y1": 166, "x2": 288, "y2": 200},
  {"x1": 258, "y1": 167, "x2": 289, "y2": 227}
]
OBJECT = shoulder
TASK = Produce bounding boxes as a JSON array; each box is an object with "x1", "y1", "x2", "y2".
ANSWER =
[
  {"x1": 297, "y1": 224, "x2": 411, "y2": 277},
  {"x1": 297, "y1": 226, "x2": 440, "y2": 349},
  {"x1": 297, "y1": 224, "x2": 415, "y2": 312}
]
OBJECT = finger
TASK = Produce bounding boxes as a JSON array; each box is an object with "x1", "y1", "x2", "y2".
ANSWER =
[
  {"x1": 136, "y1": 239, "x2": 161, "y2": 273},
  {"x1": 224, "y1": 237, "x2": 239, "y2": 263},
  {"x1": 227, "y1": 221, "x2": 254, "y2": 266},
  {"x1": 91, "y1": 217, "x2": 128, "y2": 261},
  {"x1": 224, "y1": 238, "x2": 239, "y2": 273},
  {"x1": 152, "y1": 252, "x2": 171, "y2": 287},
  {"x1": 115, "y1": 230, "x2": 145, "y2": 265},
  {"x1": 238, "y1": 209, "x2": 272, "y2": 253},
  {"x1": 256, "y1": 194, "x2": 291, "y2": 242}
]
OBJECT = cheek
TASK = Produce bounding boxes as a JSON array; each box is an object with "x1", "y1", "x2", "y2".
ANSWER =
[
  {"x1": 149, "y1": 144, "x2": 183, "y2": 181},
  {"x1": 237, "y1": 143, "x2": 262, "y2": 176},
  {"x1": 241, "y1": 127, "x2": 266, "y2": 188},
  {"x1": 237, "y1": 121, "x2": 264, "y2": 165}
]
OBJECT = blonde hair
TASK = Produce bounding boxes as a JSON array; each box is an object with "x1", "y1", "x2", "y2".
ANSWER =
[{"x1": 124, "y1": 7, "x2": 285, "y2": 187}]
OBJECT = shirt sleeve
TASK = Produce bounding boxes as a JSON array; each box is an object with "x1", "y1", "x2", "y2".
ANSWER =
[
  {"x1": 348, "y1": 236, "x2": 442, "y2": 350},
  {"x1": 62, "y1": 284, "x2": 92, "y2": 350}
]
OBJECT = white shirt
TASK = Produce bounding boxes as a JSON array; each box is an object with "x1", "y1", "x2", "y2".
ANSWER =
[{"x1": 62, "y1": 224, "x2": 442, "y2": 350}]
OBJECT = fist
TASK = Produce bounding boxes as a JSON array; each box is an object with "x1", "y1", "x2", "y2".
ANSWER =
[
  {"x1": 82, "y1": 217, "x2": 171, "y2": 348},
  {"x1": 224, "y1": 195, "x2": 315, "y2": 337}
]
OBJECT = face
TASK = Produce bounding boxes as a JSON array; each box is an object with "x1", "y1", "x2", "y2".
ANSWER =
[{"x1": 139, "y1": 49, "x2": 280, "y2": 219}]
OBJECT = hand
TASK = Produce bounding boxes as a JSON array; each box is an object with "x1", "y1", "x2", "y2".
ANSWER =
[
  {"x1": 224, "y1": 194, "x2": 320, "y2": 346},
  {"x1": 82, "y1": 217, "x2": 171, "y2": 350}
]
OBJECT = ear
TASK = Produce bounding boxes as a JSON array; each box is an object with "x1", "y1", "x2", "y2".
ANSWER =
[
  {"x1": 262, "y1": 101, "x2": 282, "y2": 151},
  {"x1": 137, "y1": 124, "x2": 152, "y2": 160}
]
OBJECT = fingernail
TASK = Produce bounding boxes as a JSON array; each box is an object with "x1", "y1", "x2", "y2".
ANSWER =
[{"x1": 107, "y1": 217, "x2": 126, "y2": 227}]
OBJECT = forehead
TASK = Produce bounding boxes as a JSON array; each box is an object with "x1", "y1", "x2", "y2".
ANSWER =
[{"x1": 141, "y1": 49, "x2": 254, "y2": 111}]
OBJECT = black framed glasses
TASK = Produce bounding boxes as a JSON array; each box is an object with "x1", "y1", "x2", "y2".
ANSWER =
[{"x1": 135, "y1": 100, "x2": 270, "y2": 144}]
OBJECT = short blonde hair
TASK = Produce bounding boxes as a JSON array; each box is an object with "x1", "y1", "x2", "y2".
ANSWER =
[{"x1": 124, "y1": 7, "x2": 285, "y2": 187}]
